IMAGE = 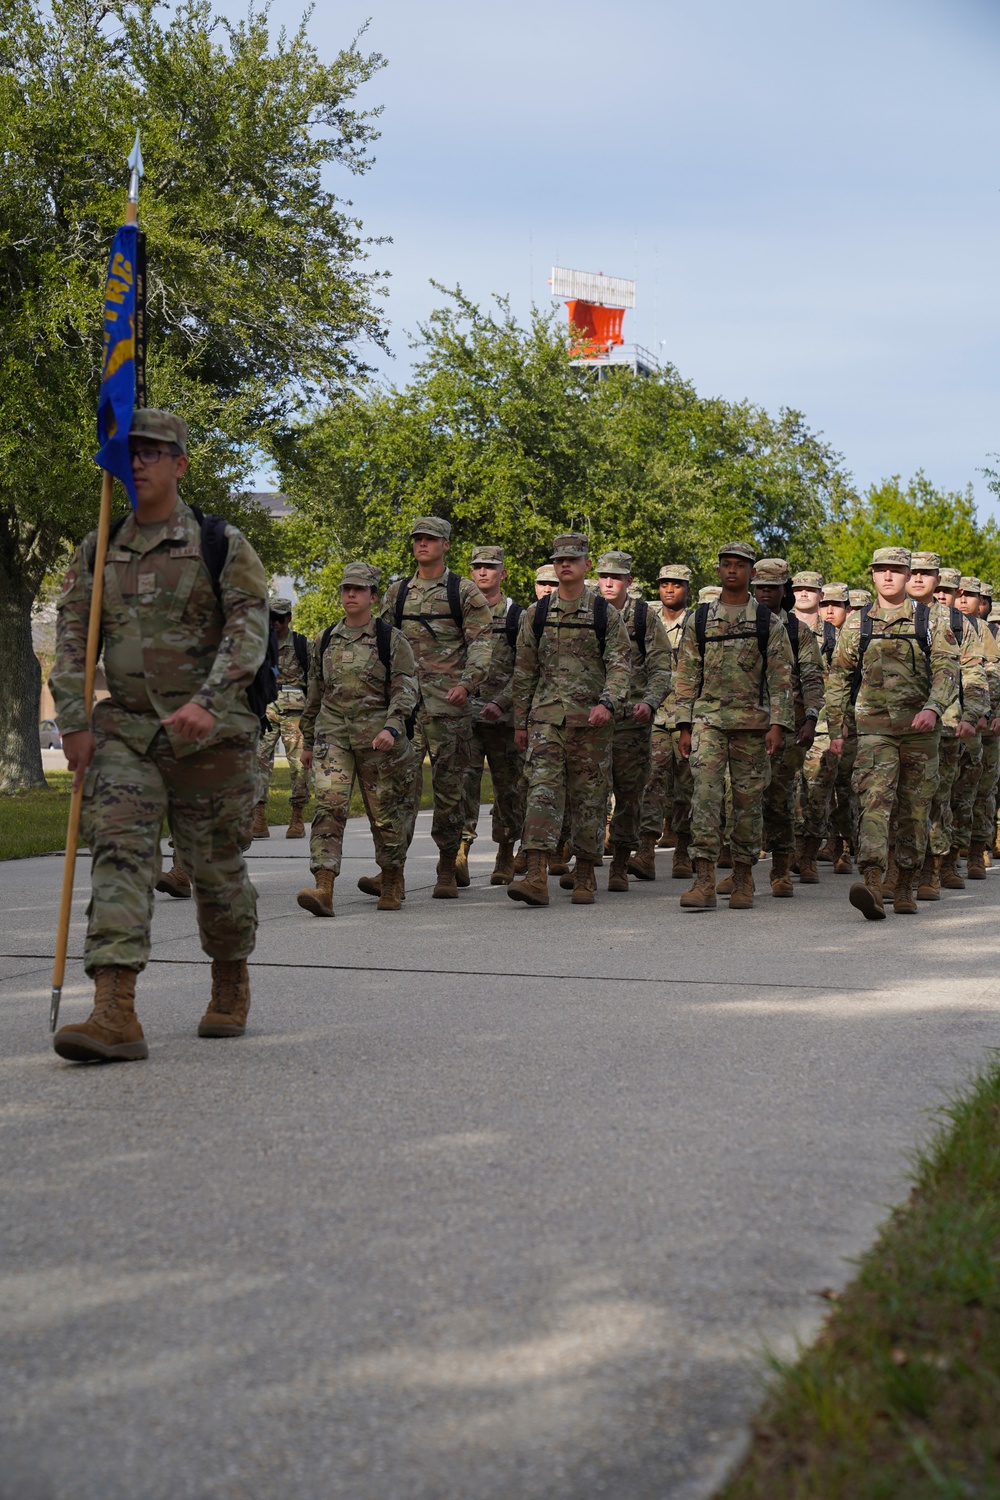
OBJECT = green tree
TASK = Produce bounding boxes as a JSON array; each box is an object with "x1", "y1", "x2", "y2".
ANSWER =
[
  {"x1": 0, "y1": 0, "x2": 387, "y2": 790},
  {"x1": 823, "y1": 473, "x2": 1000, "y2": 588}
]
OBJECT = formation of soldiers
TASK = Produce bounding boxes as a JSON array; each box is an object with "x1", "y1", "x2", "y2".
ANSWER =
[{"x1": 47, "y1": 408, "x2": 1000, "y2": 1064}]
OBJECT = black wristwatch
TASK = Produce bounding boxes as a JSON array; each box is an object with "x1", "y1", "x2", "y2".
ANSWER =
[{"x1": 385, "y1": 726, "x2": 400, "y2": 740}]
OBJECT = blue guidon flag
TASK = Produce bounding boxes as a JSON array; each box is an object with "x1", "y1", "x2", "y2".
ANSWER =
[{"x1": 95, "y1": 223, "x2": 140, "y2": 508}]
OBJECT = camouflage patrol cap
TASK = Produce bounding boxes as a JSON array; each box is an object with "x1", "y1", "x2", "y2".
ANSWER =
[
  {"x1": 699, "y1": 585, "x2": 723, "y2": 602},
  {"x1": 791, "y1": 571, "x2": 824, "y2": 589},
  {"x1": 410, "y1": 516, "x2": 451, "y2": 539},
  {"x1": 268, "y1": 595, "x2": 293, "y2": 615},
  {"x1": 871, "y1": 546, "x2": 911, "y2": 569},
  {"x1": 535, "y1": 564, "x2": 559, "y2": 584},
  {"x1": 822, "y1": 583, "x2": 850, "y2": 603},
  {"x1": 718, "y1": 541, "x2": 756, "y2": 562},
  {"x1": 658, "y1": 563, "x2": 692, "y2": 583},
  {"x1": 627, "y1": 581, "x2": 643, "y2": 600},
  {"x1": 752, "y1": 557, "x2": 791, "y2": 586},
  {"x1": 470, "y1": 545, "x2": 505, "y2": 566},
  {"x1": 958, "y1": 576, "x2": 983, "y2": 595},
  {"x1": 910, "y1": 551, "x2": 942, "y2": 571},
  {"x1": 981, "y1": 582, "x2": 994, "y2": 599},
  {"x1": 596, "y1": 550, "x2": 633, "y2": 576},
  {"x1": 938, "y1": 567, "x2": 961, "y2": 589},
  {"x1": 849, "y1": 589, "x2": 872, "y2": 607},
  {"x1": 340, "y1": 562, "x2": 379, "y2": 588},
  {"x1": 990, "y1": 603, "x2": 1000, "y2": 622},
  {"x1": 129, "y1": 409, "x2": 188, "y2": 455},
  {"x1": 551, "y1": 532, "x2": 590, "y2": 560}
]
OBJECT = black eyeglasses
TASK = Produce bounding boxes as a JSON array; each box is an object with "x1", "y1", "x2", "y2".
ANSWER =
[{"x1": 129, "y1": 447, "x2": 174, "y2": 466}]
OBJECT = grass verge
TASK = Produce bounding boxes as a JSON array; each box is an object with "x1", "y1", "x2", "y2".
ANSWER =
[{"x1": 718, "y1": 1052, "x2": 1000, "y2": 1499}]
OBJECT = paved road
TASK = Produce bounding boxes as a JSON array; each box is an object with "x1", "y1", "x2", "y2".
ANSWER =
[{"x1": 2, "y1": 817, "x2": 998, "y2": 1500}]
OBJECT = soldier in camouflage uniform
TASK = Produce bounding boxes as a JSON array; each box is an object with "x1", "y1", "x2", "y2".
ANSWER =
[
  {"x1": 296, "y1": 563, "x2": 419, "y2": 916},
  {"x1": 787, "y1": 570, "x2": 837, "y2": 879},
  {"x1": 973, "y1": 583, "x2": 1000, "y2": 867},
  {"x1": 378, "y1": 517, "x2": 493, "y2": 898},
  {"x1": 50, "y1": 410, "x2": 269, "y2": 1062},
  {"x1": 750, "y1": 560, "x2": 825, "y2": 896},
  {"x1": 253, "y1": 596, "x2": 312, "y2": 840},
  {"x1": 458, "y1": 545, "x2": 526, "y2": 886},
  {"x1": 637, "y1": 564, "x2": 694, "y2": 877},
  {"x1": 672, "y1": 542, "x2": 795, "y2": 911},
  {"x1": 534, "y1": 564, "x2": 559, "y2": 597},
  {"x1": 952, "y1": 577, "x2": 1000, "y2": 880},
  {"x1": 816, "y1": 583, "x2": 858, "y2": 872},
  {"x1": 827, "y1": 546, "x2": 959, "y2": 920},
  {"x1": 595, "y1": 554, "x2": 672, "y2": 890},
  {"x1": 507, "y1": 533, "x2": 631, "y2": 906}
]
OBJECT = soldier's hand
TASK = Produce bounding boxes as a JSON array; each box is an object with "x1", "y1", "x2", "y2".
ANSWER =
[
  {"x1": 829, "y1": 737, "x2": 845, "y2": 757},
  {"x1": 63, "y1": 729, "x2": 96, "y2": 792},
  {"x1": 990, "y1": 717, "x2": 1000, "y2": 737},
  {"x1": 978, "y1": 717, "x2": 989, "y2": 732},
  {"x1": 796, "y1": 719, "x2": 816, "y2": 749},
  {"x1": 480, "y1": 702, "x2": 503, "y2": 723},
  {"x1": 588, "y1": 703, "x2": 612, "y2": 728},
  {"x1": 632, "y1": 702, "x2": 652, "y2": 724},
  {"x1": 765, "y1": 725, "x2": 784, "y2": 756},
  {"x1": 678, "y1": 727, "x2": 692, "y2": 760},
  {"x1": 301, "y1": 749, "x2": 314, "y2": 771},
  {"x1": 912, "y1": 708, "x2": 939, "y2": 733},
  {"x1": 162, "y1": 702, "x2": 216, "y2": 742},
  {"x1": 372, "y1": 731, "x2": 395, "y2": 752},
  {"x1": 514, "y1": 729, "x2": 529, "y2": 751},
  {"x1": 445, "y1": 685, "x2": 469, "y2": 708},
  {"x1": 954, "y1": 718, "x2": 974, "y2": 740}
]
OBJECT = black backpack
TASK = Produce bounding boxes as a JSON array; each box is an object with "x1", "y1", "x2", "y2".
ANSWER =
[
  {"x1": 91, "y1": 506, "x2": 279, "y2": 722},
  {"x1": 821, "y1": 619, "x2": 836, "y2": 666},
  {"x1": 291, "y1": 631, "x2": 309, "y2": 680},
  {"x1": 849, "y1": 602, "x2": 932, "y2": 705},
  {"x1": 503, "y1": 600, "x2": 524, "y2": 653},
  {"x1": 393, "y1": 570, "x2": 464, "y2": 637},
  {"x1": 318, "y1": 617, "x2": 416, "y2": 739},
  {"x1": 694, "y1": 602, "x2": 772, "y2": 706},
  {"x1": 532, "y1": 591, "x2": 609, "y2": 650},
  {"x1": 632, "y1": 598, "x2": 649, "y2": 659}
]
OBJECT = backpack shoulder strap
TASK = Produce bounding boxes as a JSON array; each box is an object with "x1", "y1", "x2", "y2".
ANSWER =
[
  {"x1": 394, "y1": 577, "x2": 410, "y2": 629},
  {"x1": 292, "y1": 631, "x2": 309, "y2": 677},
  {"x1": 823, "y1": 620, "x2": 836, "y2": 664},
  {"x1": 849, "y1": 605, "x2": 873, "y2": 704},
  {"x1": 317, "y1": 625, "x2": 335, "y2": 681},
  {"x1": 915, "y1": 601, "x2": 932, "y2": 655},
  {"x1": 446, "y1": 570, "x2": 463, "y2": 632},
  {"x1": 374, "y1": 617, "x2": 393, "y2": 707},
  {"x1": 189, "y1": 507, "x2": 229, "y2": 603},
  {"x1": 594, "y1": 594, "x2": 608, "y2": 653},
  {"x1": 950, "y1": 604, "x2": 963, "y2": 645},
  {"x1": 694, "y1": 602, "x2": 709, "y2": 657},
  {"x1": 505, "y1": 600, "x2": 524, "y2": 653},
  {"x1": 532, "y1": 592, "x2": 552, "y2": 643},
  {"x1": 785, "y1": 611, "x2": 800, "y2": 660},
  {"x1": 755, "y1": 604, "x2": 771, "y2": 706},
  {"x1": 634, "y1": 598, "x2": 648, "y2": 658}
]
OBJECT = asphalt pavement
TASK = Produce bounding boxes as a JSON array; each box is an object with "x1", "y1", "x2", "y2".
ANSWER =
[{"x1": 2, "y1": 816, "x2": 998, "y2": 1500}]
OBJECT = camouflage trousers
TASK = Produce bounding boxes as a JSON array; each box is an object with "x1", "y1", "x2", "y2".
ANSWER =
[
  {"x1": 950, "y1": 734, "x2": 983, "y2": 850},
  {"x1": 413, "y1": 714, "x2": 473, "y2": 854},
  {"x1": 640, "y1": 727, "x2": 693, "y2": 840},
  {"x1": 972, "y1": 733, "x2": 1000, "y2": 844},
  {"x1": 853, "y1": 729, "x2": 939, "y2": 871},
  {"x1": 522, "y1": 719, "x2": 614, "y2": 860},
  {"x1": 929, "y1": 735, "x2": 962, "y2": 856},
  {"x1": 461, "y1": 720, "x2": 525, "y2": 846},
  {"x1": 310, "y1": 732, "x2": 417, "y2": 876},
  {"x1": 608, "y1": 720, "x2": 652, "y2": 850},
  {"x1": 799, "y1": 734, "x2": 842, "y2": 841},
  {"x1": 81, "y1": 729, "x2": 258, "y2": 975},
  {"x1": 258, "y1": 699, "x2": 311, "y2": 804},
  {"x1": 830, "y1": 733, "x2": 859, "y2": 844},
  {"x1": 689, "y1": 725, "x2": 767, "y2": 866},
  {"x1": 763, "y1": 739, "x2": 806, "y2": 852}
]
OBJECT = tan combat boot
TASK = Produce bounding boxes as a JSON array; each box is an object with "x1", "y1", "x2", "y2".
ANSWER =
[
  {"x1": 559, "y1": 862, "x2": 577, "y2": 891},
  {"x1": 548, "y1": 840, "x2": 571, "y2": 875},
  {"x1": 994, "y1": 825, "x2": 1000, "y2": 858},
  {"x1": 490, "y1": 841, "x2": 516, "y2": 885},
  {"x1": 940, "y1": 848, "x2": 965, "y2": 890},
  {"x1": 717, "y1": 843, "x2": 733, "y2": 870},
  {"x1": 608, "y1": 845, "x2": 631, "y2": 892},
  {"x1": 728, "y1": 861, "x2": 755, "y2": 909},
  {"x1": 967, "y1": 840, "x2": 987, "y2": 880},
  {"x1": 455, "y1": 839, "x2": 473, "y2": 887},
  {"x1": 53, "y1": 967, "x2": 147, "y2": 1063},
  {"x1": 917, "y1": 852, "x2": 941, "y2": 901},
  {"x1": 155, "y1": 856, "x2": 192, "y2": 899},
  {"x1": 791, "y1": 835, "x2": 803, "y2": 874},
  {"x1": 881, "y1": 853, "x2": 899, "y2": 900},
  {"x1": 816, "y1": 837, "x2": 836, "y2": 863},
  {"x1": 297, "y1": 868, "x2": 335, "y2": 917},
  {"x1": 770, "y1": 850, "x2": 794, "y2": 897},
  {"x1": 433, "y1": 849, "x2": 459, "y2": 898},
  {"x1": 198, "y1": 959, "x2": 251, "y2": 1037},
  {"x1": 849, "y1": 864, "x2": 887, "y2": 921},
  {"x1": 507, "y1": 850, "x2": 550, "y2": 906},
  {"x1": 512, "y1": 844, "x2": 529, "y2": 876},
  {"x1": 571, "y1": 857, "x2": 597, "y2": 905},
  {"x1": 251, "y1": 801, "x2": 270, "y2": 839},
  {"x1": 680, "y1": 858, "x2": 717, "y2": 910},
  {"x1": 657, "y1": 818, "x2": 675, "y2": 850},
  {"x1": 798, "y1": 837, "x2": 821, "y2": 884},
  {"x1": 377, "y1": 867, "x2": 405, "y2": 911},
  {"x1": 628, "y1": 832, "x2": 657, "y2": 881},
  {"x1": 716, "y1": 864, "x2": 734, "y2": 896},
  {"x1": 286, "y1": 800, "x2": 307, "y2": 839},
  {"x1": 893, "y1": 866, "x2": 917, "y2": 914},
  {"x1": 357, "y1": 871, "x2": 382, "y2": 897},
  {"x1": 833, "y1": 837, "x2": 854, "y2": 875},
  {"x1": 671, "y1": 837, "x2": 693, "y2": 879}
]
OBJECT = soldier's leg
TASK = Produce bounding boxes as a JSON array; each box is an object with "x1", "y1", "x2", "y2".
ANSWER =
[
  {"x1": 852, "y1": 733, "x2": 900, "y2": 870},
  {"x1": 833, "y1": 733, "x2": 859, "y2": 847},
  {"x1": 423, "y1": 715, "x2": 474, "y2": 855},
  {"x1": 482, "y1": 724, "x2": 525, "y2": 846},
  {"x1": 565, "y1": 722, "x2": 614, "y2": 861},
  {"x1": 355, "y1": 738, "x2": 417, "y2": 872},
  {"x1": 762, "y1": 739, "x2": 800, "y2": 853},
  {"x1": 894, "y1": 729, "x2": 940, "y2": 872},
  {"x1": 930, "y1": 735, "x2": 961, "y2": 856},
  {"x1": 639, "y1": 727, "x2": 673, "y2": 837},
  {"x1": 972, "y1": 734, "x2": 1000, "y2": 846},
  {"x1": 727, "y1": 731, "x2": 768, "y2": 866},
  {"x1": 256, "y1": 706, "x2": 281, "y2": 803},
  {"x1": 306, "y1": 738, "x2": 356, "y2": 875},
  {"x1": 460, "y1": 721, "x2": 488, "y2": 847},
  {"x1": 609, "y1": 723, "x2": 652, "y2": 852},
  {"x1": 802, "y1": 742, "x2": 838, "y2": 843},
  {"x1": 80, "y1": 734, "x2": 168, "y2": 975},
  {"x1": 670, "y1": 732, "x2": 693, "y2": 842},
  {"x1": 281, "y1": 708, "x2": 310, "y2": 806},
  {"x1": 688, "y1": 724, "x2": 729, "y2": 865},
  {"x1": 950, "y1": 735, "x2": 984, "y2": 852},
  {"x1": 521, "y1": 722, "x2": 568, "y2": 853}
]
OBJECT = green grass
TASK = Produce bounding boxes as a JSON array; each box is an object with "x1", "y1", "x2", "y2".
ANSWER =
[{"x1": 718, "y1": 1052, "x2": 1000, "y2": 1499}]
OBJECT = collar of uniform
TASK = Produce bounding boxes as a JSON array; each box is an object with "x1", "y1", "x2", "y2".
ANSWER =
[
  {"x1": 409, "y1": 567, "x2": 450, "y2": 591},
  {"x1": 115, "y1": 500, "x2": 191, "y2": 554},
  {"x1": 332, "y1": 618, "x2": 375, "y2": 637},
  {"x1": 709, "y1": 598, "x2": 753, "y2": 621},
  {"x1": 873, "y1": 600, "x2": 912, "y2": 621},
  {"x1": 552, "y1": 591, "x2": 588, "y2": 614}
]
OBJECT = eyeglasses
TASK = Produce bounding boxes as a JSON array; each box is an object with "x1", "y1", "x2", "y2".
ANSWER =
[{"x1": 129, "y1": 447, "x2": 174, "y2": 466}]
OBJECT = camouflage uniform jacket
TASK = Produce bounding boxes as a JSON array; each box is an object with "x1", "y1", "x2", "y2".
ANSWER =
[
  {"x1": 826, "y1": 599, "x2": 960, "y2": 738},
  {"x1": 622, "y1": 598, "x2": 672, "y2": 717},
  {"x1": 275, "y1": 633, "x2": 308, "y2": 694},
  {"x1": 784, "y1": 611, "x2": 826, "y2": 726},
  {"x1": 938, "y1": 609, "x2": 992, "y2": 732},
  {"x1": 380, "y1": 569, "x2": 493, "y2": 718},
  {"x1": 981, "y1": 619, "x2": 1000, "y2": 717},
  {"x1": 672, "y1": 598, "x2": 795, "y2": 732},
  {"x1": 653, "y1": 608, "x2": 691, "y2": 730},
  {"x1": 299, "y1": 620, "x2": 418, "y2": 749},
  {"x1": 52, "y1": 500, "x2": 268, "y2": 757},
  {"x1": 469, "y1": 594, "x2": 519, "y2": 727},
  {"x1": 512, "y1": 590, "x2": 632, "y2": 731}
]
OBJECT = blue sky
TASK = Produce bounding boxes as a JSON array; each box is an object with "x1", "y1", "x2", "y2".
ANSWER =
[{"x1": 266, "y1": 0, "x2": 1000, "y2": 511}]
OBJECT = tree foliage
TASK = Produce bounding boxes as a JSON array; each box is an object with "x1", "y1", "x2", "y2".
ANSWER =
[{"x1": 823, "y1": 474, "x2": 1000, "y2": 588}]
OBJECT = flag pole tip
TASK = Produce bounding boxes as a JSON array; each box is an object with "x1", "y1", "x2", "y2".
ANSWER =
[
  {"x1": 128, "y1": 128, "x2": 144, "y2": 175},
  {"x1": 49, "y1": 986, "x2": 62, "y2": 1033}
]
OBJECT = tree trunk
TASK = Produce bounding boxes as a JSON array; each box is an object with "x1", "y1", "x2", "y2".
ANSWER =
[{"x1": 0, "y1": 562, "x2": 46, "y2": 792}]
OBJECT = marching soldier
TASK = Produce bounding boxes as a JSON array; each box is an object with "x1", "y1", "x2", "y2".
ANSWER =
[
  {"x1": 296, "y1": 564, "x2": 418, "y2": 916},
  {"x1": 816, "y1": 582, "x2": 857, "y2": 873},
  {"x1": 848, "y1": 589, "x2": 871, "y2": 614},
  {"x1": 50, "y1": 410, "x2": 269, "y2": 1061},
  {"x1": 458, "y1": 546, "x2": 525, "y2": 886},
  {"x1": 595, "y1": 553, "x2": 672, "y2": 890},
  {"x1": 672, "y1": 542, "x2": 795, "y2": 911},
  {"x1": 827, "y1": 547, "x2": 959, "y2": 921},
  {"x1": 534, "y1": 564, "x2": 559, "y2": 598},
  {"x1": 507, "y1": 533, "x2": 631, "y2": 907},
  {"x1": 637, "y1": 564, "x2": 694, "y2": 877},
  {"x1": 253, "y1": 596, "x2": 311, "y2": 840},
  {"x1": 952, "y1": 578, "x2": 999, "y2": 879}
]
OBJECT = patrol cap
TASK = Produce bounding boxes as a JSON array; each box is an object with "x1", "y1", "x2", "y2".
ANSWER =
[
  {"x1": 870, "y1": 546, "x2": 911, "y2": 569},
  {"x1": 129, "y1": 408, "x2": 188, "y2": 454},
  {"x1": 699, "y1": 585, "x2": 723, "y2": 602},
  {"x1": 791, "y1": 570, "x2": 824, "y2": 589},
  {"x1": 550, "y1": 532, "x2": 589, "y2": 560},
  {"x1": 938, "y1": 567, "x2": 961, "y2": 589},
  {"x1": 981, "y1": 582, "x2": 994, "y2": 599},
  {"x1": 340, "y1": 562, "x2": 379, "y2": 588},
  {"x1": 596, "y1": 550, "x2": 633, "y2": 576},
  {"x1": 658, "y1": 563, "x2": 692, "y2": 583},
  {"x1": 410, "y1": 516, "x2": 451, "y2": 539},
  {"x1": 822, "y1": 583, "x2": 850, "y2": 604},
  {"x1": 534, "y1": 564, "x2": 558, "y2": 584},
  {"x1": 990, "y1": 603, "x2": 1000, "y2": 622},
  {"x1": 268, "y1": 595, "x2": 294, "y2": 615},
  {"x1": 718, "y1": 541, "x2": 756, "y2": 563},
  {"x1": 470, "y1": 545, "x2": 504, "y2": 566},
  {"x1": 751, "y1": 557, "x2": 791, "y2": 586},
  {"x1": 627, "y1": 581, "x2": 643, "y2": 600},
  {"x1": 848, "y1": 589, "x2": 871, "y2": 607},
  {"x1": 910, "y1": 550, "x2": 942, "y2": 571},
  {"x1": 958, "y1": 576, "x2": 983, "y2": 595}
]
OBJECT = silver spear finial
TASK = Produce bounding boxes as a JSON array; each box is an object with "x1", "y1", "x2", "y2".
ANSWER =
[{"x1": 127, "y1": 128, "x2": 144, "y2": 208}]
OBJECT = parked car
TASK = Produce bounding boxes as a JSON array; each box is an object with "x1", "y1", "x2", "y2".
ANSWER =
[{"x1": 39, "y1": 719, "x2": 63, "y2": 749}]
